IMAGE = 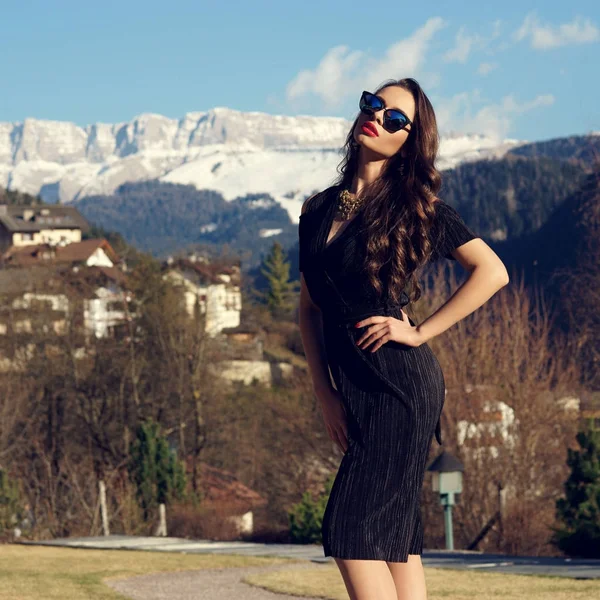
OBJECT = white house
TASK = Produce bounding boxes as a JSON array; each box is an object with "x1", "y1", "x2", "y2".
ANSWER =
[
  {"x1": 162, "y1": 255, "x2": 242, "y2": 336},
  {"x1": 0, "y1": 239, "x2": 131, "y2": 343},
  {"x1": 0, "y1": 203, "x2": 89, "y2": 251}
]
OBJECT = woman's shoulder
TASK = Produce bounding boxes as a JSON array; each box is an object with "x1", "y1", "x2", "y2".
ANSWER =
[
  {"x1": 430, "y1": 198, "x2": 470, "y2": 228},
  {"x1": 431, "y1": 197, "x2": 454, "y2": 214},
  {"x1": 428, "y1": 197, "x2": 478, "y2": 260},
  {"x1": 300, "y1": 185, "x2": 339, "y2": 217}
]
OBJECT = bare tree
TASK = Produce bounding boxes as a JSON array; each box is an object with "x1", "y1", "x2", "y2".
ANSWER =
[{"x1": 416, "y1": 265, "x2": 581, "y2": 555}]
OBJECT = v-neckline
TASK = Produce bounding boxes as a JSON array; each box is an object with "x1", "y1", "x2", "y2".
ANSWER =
[
  {"x1": 317, "y1": 194, "x2": 445, "y2": 254},
  {"x1": 322, "y1": 189, "x2": 363, "y2": 252}
]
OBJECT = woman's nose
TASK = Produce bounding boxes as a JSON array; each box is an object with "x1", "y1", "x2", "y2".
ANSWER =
[
  {"x1": 375, "y1": 106, "x2": 385, "y2": 123},
  {"x1": 369, "y1": 110, "x2": 383, "y2": 126}
]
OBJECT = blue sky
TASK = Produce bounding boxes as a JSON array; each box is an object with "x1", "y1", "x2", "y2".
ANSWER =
[{"x1": 1, "y1": 0, "x2": 598, "y2": 142}]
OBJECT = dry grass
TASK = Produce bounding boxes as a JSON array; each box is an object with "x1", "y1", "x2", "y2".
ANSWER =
[
  {"x1": 0, "y1": 544, "x2": 300, "y2": 600},
  {"x1": 244, "y1": 564, "x2": 600, "y2": 600},
  {"x1": 3, "y1": 544, "x2": 599, "y2": 600}
]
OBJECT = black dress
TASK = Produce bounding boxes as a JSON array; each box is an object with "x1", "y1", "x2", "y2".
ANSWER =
[{"x1": 298, "y1": 185, "x2": 479, "y2": 562}]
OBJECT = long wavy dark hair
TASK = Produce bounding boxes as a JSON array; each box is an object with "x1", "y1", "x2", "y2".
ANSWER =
[{"x1": 333, "y1": 77, "x2": 442, "y2": 305}]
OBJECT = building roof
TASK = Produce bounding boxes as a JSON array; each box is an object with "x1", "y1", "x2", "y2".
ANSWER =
[
  {"x1": 190, "y1": 461, "x2": 267, "y2": 514},
  {"x1": 2, "y1": 238, "x2": 119, "y2": 268},
  {"x1": 0, "y1": 264, "x2": 129, "y2": 299},
  {"x1": 55, "y1": 238, "x2": 119, "y2": 264},
  {"x1": 164, "y1": 257, "x2": 241, "y2": 286},
  {"x1": 68, "y1": 265, "x2": 128, "y2": 286},
  {"x1": 0, "y1": 265, "x2": 60, "y2": 295},
  {"x1": 221, "y1": 325, "x2": 261, "y2": 335},
  {"x1": 0, "y1": 204, "x2": 90, "y2": 233}
]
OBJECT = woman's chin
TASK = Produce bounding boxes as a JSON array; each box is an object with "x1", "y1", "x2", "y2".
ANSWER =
[
  {"x1": 358, "y1": 138, "x2": 389, "y2": 159},
  {"x1": 356, "y1": 133, "x2": 377, "y2": 149}
]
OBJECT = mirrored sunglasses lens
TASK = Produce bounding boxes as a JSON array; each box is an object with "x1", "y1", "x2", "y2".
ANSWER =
[
  {"x1": 386, "y1": 111, "x2": 409, "y2": 132},
  {"x1": 360, "y1": 92, "x2": 381, "y2": 113}
]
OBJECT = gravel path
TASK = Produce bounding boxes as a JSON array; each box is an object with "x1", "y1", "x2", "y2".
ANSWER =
[{"x1": 105, "y1": 560, "x2": 330, "y2": 600}]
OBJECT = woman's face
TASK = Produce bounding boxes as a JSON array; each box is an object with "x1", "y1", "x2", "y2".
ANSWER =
[{"x1": 353, "y1": 86, "x2": 415, "y2": 159}]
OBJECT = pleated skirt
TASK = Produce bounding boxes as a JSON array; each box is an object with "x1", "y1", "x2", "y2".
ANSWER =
[{"x1": 320, "y1": 313, "x2": 446, "y2": 562}]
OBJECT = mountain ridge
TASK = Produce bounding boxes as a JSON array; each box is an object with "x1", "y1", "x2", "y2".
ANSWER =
[{"x1": 1, "y1": 108, "x2": 523, "y2": 216}]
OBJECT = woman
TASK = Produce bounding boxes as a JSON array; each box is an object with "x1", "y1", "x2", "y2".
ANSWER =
[{"x1": 297, "y1": 78, "x2": 509, "y2": 600}]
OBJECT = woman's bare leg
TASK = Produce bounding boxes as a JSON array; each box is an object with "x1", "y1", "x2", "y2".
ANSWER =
[
  {"x1": 333, "y1": 558, "x2": 398, "y2": 600},
  {"x1": 386, "y1": 554, "x2": 427, "y2": 600}
]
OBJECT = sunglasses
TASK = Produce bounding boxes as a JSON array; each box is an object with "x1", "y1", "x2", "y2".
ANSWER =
[{"x1": 359, "y1": 90, "x2": 412, "y2": 134}]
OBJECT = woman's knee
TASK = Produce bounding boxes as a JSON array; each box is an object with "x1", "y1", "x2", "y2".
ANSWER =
[
  {"x1": 334, "y1": 558, "x2": 398, "y2": 600},
  {"x1": 386, "y1": 554, "x2": 427, "y2": 600}
]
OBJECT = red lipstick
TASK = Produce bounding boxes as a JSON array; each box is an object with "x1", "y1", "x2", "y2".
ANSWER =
[{"x1": 361, "y1": 122, "x2": 379, "y2": 137}]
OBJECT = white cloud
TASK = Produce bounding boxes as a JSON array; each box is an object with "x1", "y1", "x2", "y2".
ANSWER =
[
  {"x1": 491, "y1": 19, "x2": 503, "y2": 40},
  {"x1": 477, "y1": 62, "x2": 498, "y2": 76},
  {"x1": 436, "y1": 91, "x2": 555, "y2": 140},
  {"x1": 502, "y1": 94, "x2": 555, "y2": 113},
  {"x1": 514, "y1": 13, "x2": 599, "y2": 49},
  {"x1": 443, "y1": 27, "x2": 481, "y2": 63},
  {"x1": 364, "y1": 17, "x2": 446, "y2": 88},
  {"x1": 285, "y1": 17, "x2": 446, "y2": 110},
  {"x1": 444, "y1": 20, "x2": 506, "y2": 63},
  {"x1": 285, "y1": 45, "x2": 364, "y2": 110}
]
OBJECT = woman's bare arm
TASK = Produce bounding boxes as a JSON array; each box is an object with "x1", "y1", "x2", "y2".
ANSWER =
[
  {"x1": 299, "y1": 273, "x2": 333, "y2": 394},
  {"x1": 417, "y1": 238, "x2": 509, "y2": 343}
]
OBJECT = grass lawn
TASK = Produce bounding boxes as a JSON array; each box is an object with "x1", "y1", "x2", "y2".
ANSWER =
[
  {"x1": 3, "y1": 544, "x2": 599, "y2": 600},
  {"x1": 0, "y1": 544, "x2": 301, "y2": 600},
  {"x1": 244, "y1": 564, "x2": 600, "y2": 600}
]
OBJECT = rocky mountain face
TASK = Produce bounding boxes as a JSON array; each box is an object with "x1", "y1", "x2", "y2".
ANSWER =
[
  {"x1": 0, "y1": 107, "x2": 522, "y2": 220},
  {"x1": 3, "y1": 104, "x2": 598, "y2": 287}
]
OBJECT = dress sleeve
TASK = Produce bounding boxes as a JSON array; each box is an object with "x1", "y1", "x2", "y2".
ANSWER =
[
  {"x1": 298, "y1": 192, "x2": 322, "y2": 273},
  {"x1": 298, "y1": 214, "x2": 308, "y2": 272},
  {"x1": 430, "y1": 201, "x2": 478, "y2": 262}
]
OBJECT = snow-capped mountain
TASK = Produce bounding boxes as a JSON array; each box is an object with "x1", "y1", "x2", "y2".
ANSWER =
[{"x1": 0, "y1": 108, "x2": 523, "y2": 223}]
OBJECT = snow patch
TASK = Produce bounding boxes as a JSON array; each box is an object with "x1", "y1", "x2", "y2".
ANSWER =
[
  {"x1": 259, "y1": 228, "x2": 283, "y2": 238},
  {"x1": 0, "y1": 108, "x2": 524, "y2": 223}
]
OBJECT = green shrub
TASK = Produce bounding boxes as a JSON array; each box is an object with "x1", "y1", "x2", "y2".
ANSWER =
[
  {"x1": 0, "y1": 468, "x2": 24, "y2": 536},
  {"x1": 288, "y1": 473, "x2": 335, "y2": 544}
]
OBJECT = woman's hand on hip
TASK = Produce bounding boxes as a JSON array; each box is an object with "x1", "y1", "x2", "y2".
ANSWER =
[
  {"x1": 354, "y1": 309, "x2": 425, "y2": 352},
  {"x1": 314, "y1": 385, "x2": 349, "y2": 454}
]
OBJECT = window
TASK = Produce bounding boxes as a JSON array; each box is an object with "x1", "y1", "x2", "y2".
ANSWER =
[{"x1": 224, "y1": 290, "x2": 239, "y2": 311}]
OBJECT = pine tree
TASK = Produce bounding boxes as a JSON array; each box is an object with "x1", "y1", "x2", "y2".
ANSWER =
[
  {"x1": 256, "y1": 242, "x2": 299, "y2": 317},
  {"x1": 552, "y1": 426, "x2": 600, "y2": 558},
  {"x1": 128, "y1": 418, "x2": 187, "y2": 521}
]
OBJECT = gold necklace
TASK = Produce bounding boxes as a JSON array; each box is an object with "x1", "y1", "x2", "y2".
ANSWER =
[{"x1": 336, "y1": 189, "x2": 364, "y2": 220}]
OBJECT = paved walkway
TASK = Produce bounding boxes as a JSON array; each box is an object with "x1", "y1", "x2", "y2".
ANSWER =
[
  {"x1": 105, "y1": 560, "x2": 326, "y2": 600},
  {"x1": 21, "y1": 535, "x2": 324, "y2": 561}
]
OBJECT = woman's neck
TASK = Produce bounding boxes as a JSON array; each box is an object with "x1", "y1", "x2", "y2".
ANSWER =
[{"x1": 350, "y1": 150, "x2": 388, "y2": 195}]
